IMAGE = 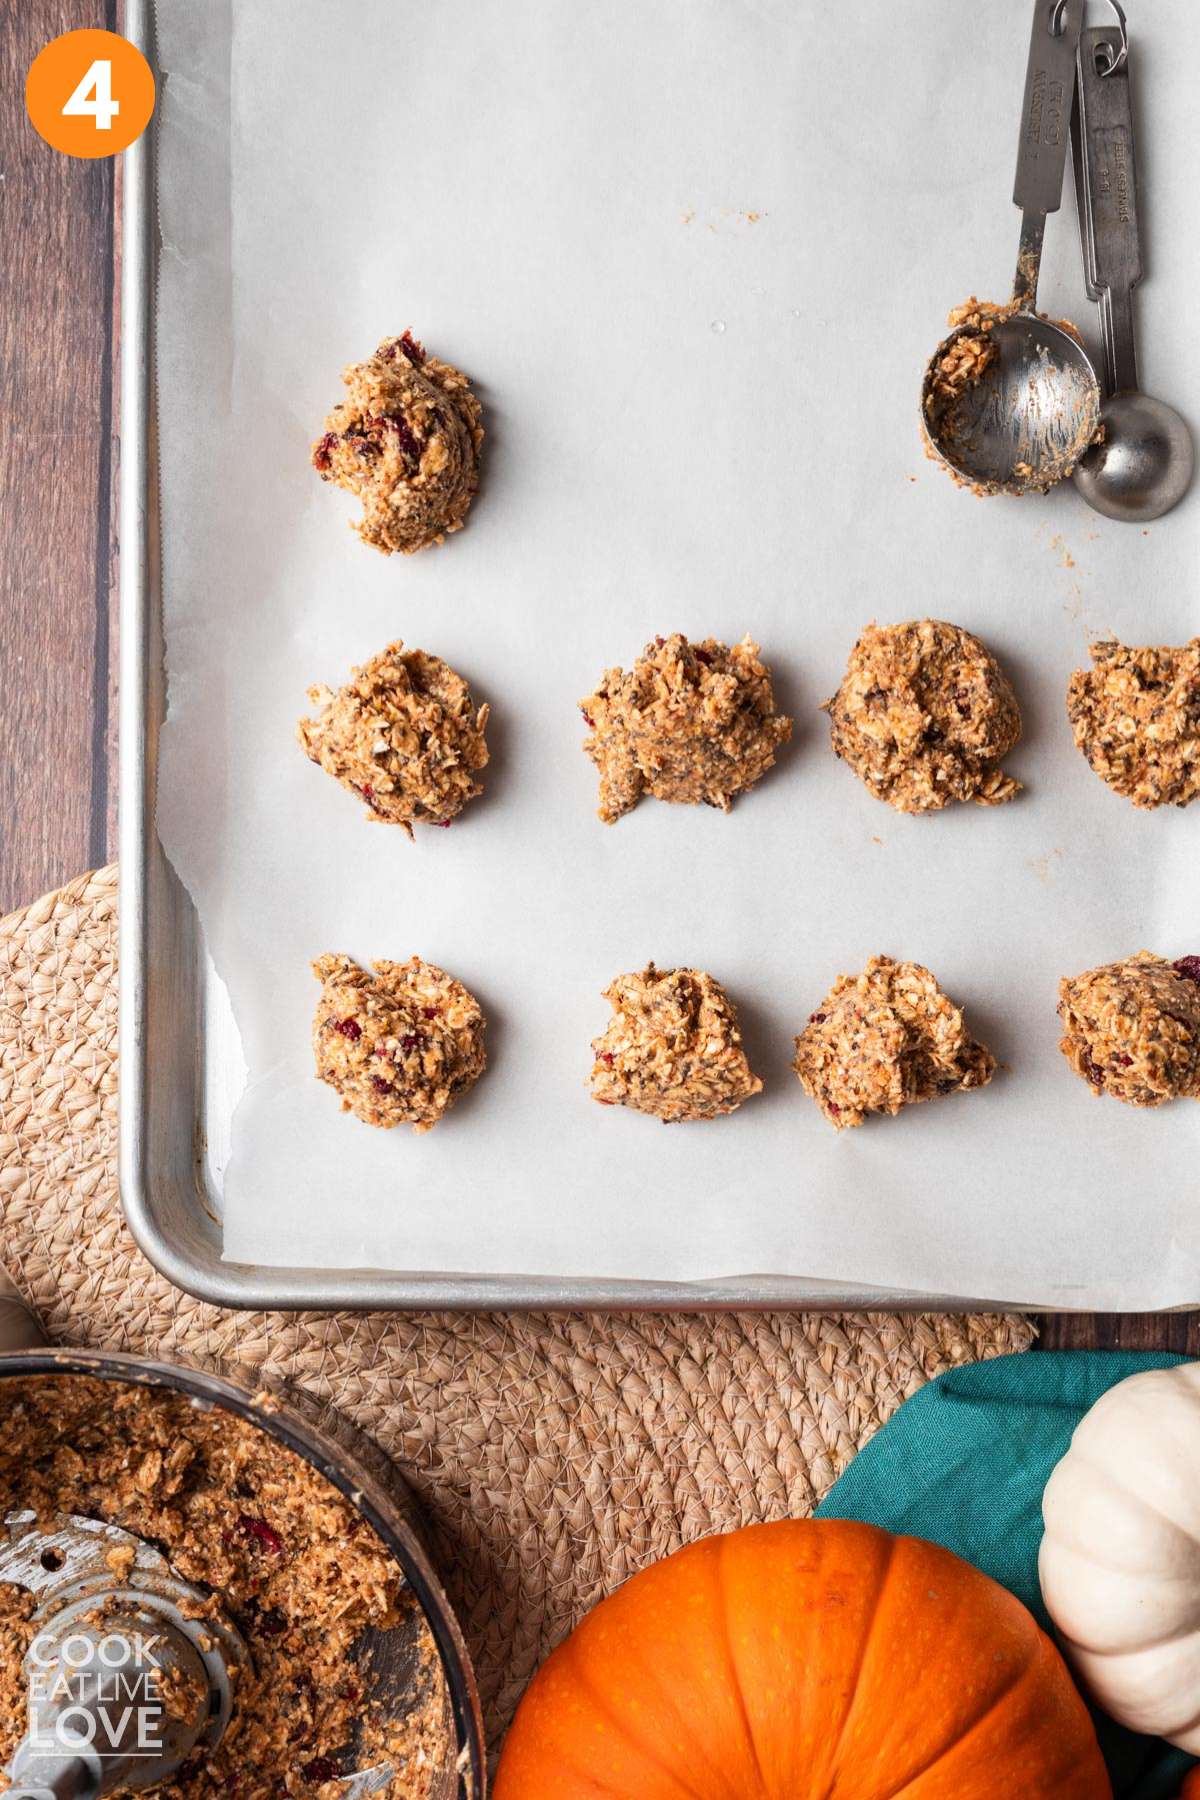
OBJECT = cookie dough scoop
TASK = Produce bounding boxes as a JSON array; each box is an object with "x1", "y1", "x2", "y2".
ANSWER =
[
  {"x1": 0, "y1": 1511, "x2": 247, "y2": 1797},
  {"x1": 922, "y1": 0, "x2": 1100, "y2": 494}
]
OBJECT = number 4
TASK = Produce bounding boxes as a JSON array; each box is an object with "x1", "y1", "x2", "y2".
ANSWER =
[{"x1": 62, "y1": 59, "x2": 120, "y2": 131}]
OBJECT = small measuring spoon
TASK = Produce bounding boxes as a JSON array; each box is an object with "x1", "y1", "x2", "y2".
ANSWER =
[
  {"x1": 1070, "y1": 7, "x2": 1194, "y2": 521},
  {"x1": 923, "y1": 0, "x2": 1101, "y2": 494}
]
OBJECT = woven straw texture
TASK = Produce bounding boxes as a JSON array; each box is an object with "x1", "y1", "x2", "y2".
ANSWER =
[{"x1": 0, "y1": 865, "x2": 1034, "y2": 1751}]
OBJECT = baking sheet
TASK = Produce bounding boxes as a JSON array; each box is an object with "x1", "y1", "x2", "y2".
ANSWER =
[{"x1": 154, "y1": 0, "x2": 1200, "y2": 1307}]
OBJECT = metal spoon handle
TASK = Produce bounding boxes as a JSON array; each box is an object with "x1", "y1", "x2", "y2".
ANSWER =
[
  {"x1": 1012, "y1": 0, "x2": 1086, "y2": 306},
  {"x1": 8, "y1": 1744, "x2": 99, "y2": 1800},
  {"x1": 1072, "y1": 23, "x2": 1141, "y2": 395}
]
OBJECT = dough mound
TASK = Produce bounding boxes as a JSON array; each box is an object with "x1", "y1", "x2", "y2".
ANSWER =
[
  {"x1": 298, "y1": 640, "x2": 489, "y2": 834},
  {"x1": 311, "y1": 332, "x2": 483, "y2": 554},
  {"x1": 1066, "y1": 637, "x2": 1200, "y2": 809},
  {"x1": 312, "y1": 953, "x2": 486, "y2": 1131},
  {"x1": 1058, "y1": 952, "x2": 1200, "y2": 1108},
  {"x1": 824, "y1": 619, "x2": 1021, "y2": 813},
  {"x1": 590, "y1": 963, "x2": 762, "y2": 1122},
  {"x1": 792, "y1": 954, "x2": 996, "y2": 1130},
  {"x1": 580, "y1": 633, "x2": 792, "y2": 824}
]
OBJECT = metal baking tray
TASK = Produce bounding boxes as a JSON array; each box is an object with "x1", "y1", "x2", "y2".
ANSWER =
[{"x1": 116, "y1": 0, "x2": 1035, "y2": 1313}]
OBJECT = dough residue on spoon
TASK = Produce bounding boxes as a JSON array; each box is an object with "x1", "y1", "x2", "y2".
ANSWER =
[{"x1": 922, "y1": 297, "x2": 1097, "y2": 496}]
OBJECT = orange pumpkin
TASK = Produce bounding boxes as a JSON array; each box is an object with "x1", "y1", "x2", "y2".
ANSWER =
[
  {"x1": 1176, "y1": 1776, "x2": 1200, "y2": 1799},
  {"x1": 494, "y1": 1519, "x2": 1110, "y2": 1800}
]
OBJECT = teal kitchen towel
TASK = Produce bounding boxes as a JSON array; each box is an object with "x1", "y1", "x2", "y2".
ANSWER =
[{"x1": 816, "y1": 1349, "x2": 1194, "y2": 1800}]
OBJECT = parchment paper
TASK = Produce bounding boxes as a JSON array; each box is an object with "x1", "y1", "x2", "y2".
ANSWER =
[{"x1": 154, "y1": 0, "x2": 1200, "y2": 1305}]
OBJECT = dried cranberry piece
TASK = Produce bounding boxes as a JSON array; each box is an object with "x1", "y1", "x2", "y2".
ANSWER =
[
  {"x1": 336, "y1": 1018, "x2": 362, "y2": 1041},
  {"x1": 422, "y1": 1006, "x2": 440, "y2": 1019},
  {"x1": 809, "y1": 1012, "x2": 827, "y2": 1024},
  {"x1": 654, "y1": 635, "x2": 666, "y2": 648},
  {"x1": 371, "y1": 1075, "x2": 392, "y2": 1094},
  {"x1": 397, "y1": 329, "x2": 426, "y2": 366},
  {"x1": 312, "y1": 432, "x2": 337, "y2": 473},
  {"x1": 827, "y1": 1102, "x2": 841, "y2": 1116},
  {"x1": 1082, "y1": 1056, "x2": 1105, "y2": 1088},
  {"x1": 1113, "y1": 1053, "x2": 1134, "y2": 1067},
  {"x1": 599, "y1": 1052, "x2": 614, "y2": 1066},
  {"x1": 433, "y1": 819, "x2": 452, "y2": 829},
  {"x1": 253, "y1": 1606, "x2": 288, "y2": 1638},
  {"x1": 399, "y1": 1033, "x2": 425, "y2": 1052},
  {"x1": 1173, "y1": 956, "x2": 1200, "y2": 986},
  {"x1": 694, "y1": 648, "x2": 713, "y2": 665},
  {"x1": 355, "y1": 783, "x2": 375, "y2": 803},
  {"x1": 581, "y1": 711, "x2": 595, "y2": 728},
  {"x1": 388, "y1": 413, "x2": 424, "y2": 462},
  {"x1": 302, "y1": 1756, "x2": 340, "y2": 1783},
  {"x1": 236, "y1": 1515, "x2": 283, "y2": 1556}
]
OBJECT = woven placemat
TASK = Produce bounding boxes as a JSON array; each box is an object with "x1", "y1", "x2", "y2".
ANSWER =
[{"x1": 0, "y1": 865, "x2": 1034, "y2": 1751}]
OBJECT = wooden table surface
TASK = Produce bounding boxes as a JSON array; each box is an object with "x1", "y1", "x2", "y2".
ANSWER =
[{"x1": 1, "y1": 1, "x2": 1193, "y2": 1350}]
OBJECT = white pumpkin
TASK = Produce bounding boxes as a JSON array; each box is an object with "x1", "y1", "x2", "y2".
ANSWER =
[{"x1": 1040, "y1": 1361, "x2": 1200, "y2": 1750}]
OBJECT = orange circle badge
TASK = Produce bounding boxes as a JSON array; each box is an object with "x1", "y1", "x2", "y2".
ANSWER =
[{"x1": 25, "y1": 29, "x2": 154, "y2": 159}]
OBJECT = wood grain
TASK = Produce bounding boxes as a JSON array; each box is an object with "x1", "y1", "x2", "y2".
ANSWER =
[
  {"x1": 0, "y1": 4, "x2": 1191, "y2": 1350},
  {"x1": 1037, "y1": 1311, "x2": 1200, "y2": 1354},
  {"x1": 0, "y1": 0, "x2": 118, "y2": 915}
]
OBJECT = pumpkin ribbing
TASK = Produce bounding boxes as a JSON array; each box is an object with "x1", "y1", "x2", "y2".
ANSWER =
[{"x1": 495, "y1": 1519, "x2": 1109, "y2": 1799}]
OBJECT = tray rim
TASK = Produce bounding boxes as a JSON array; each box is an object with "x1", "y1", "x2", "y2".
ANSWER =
[{"x1": 116, "y1": 0, "x2": 1181, "y2": 1316}]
